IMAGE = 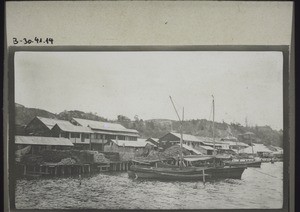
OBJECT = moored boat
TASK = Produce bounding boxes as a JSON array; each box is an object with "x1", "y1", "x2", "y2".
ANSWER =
[
  {"x1": 128, "y1": 96, "x2": 247, "y2": 182},
  {"x1": 128, "y1": 164, "x2": 210, "y2": 181},
  {"x1": 225, "y1": 160, "x2": 261, "y2": 168}
]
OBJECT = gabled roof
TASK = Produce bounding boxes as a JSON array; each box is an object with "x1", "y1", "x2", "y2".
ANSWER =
[
  {"x1": 54, "y1": 123, "x2": 93, "y2": 133},
  {"x1": 146, "y1": 138, "x2": 159, "y2": 142},
  {"x1": 34, "y1": 116, "x2": 73, "y2": 130},
  {"x1": 15, "y1": 136, "x2": 74, "y2": 146},
  {"x1": 110, "y1": 138, "x2": 153, "y2": 148},
  {"x1": 72, "y1": 118, "x2": 138, "y2": 134}
]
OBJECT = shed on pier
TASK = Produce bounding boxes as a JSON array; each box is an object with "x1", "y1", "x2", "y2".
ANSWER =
[{"x1": 15, "y1": 136, "x2": 74, "y2": 154}]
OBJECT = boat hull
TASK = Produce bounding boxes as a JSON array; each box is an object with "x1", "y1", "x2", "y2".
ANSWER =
[
  {"x1": 128, "y1": 165, "x2": 246, "y2": 181},
  {"x1": 128, "y1": 170, "x2": 209, "y2": 181},
  {"x1": 128, "y1": 165, "x2": 209, "y2": 181},
  {"x1": 225, "y1": 161, "x2": 261, "y2": 168},
  {"x1": 205, "y1": 167, "x2": 246, "y2": 179}
]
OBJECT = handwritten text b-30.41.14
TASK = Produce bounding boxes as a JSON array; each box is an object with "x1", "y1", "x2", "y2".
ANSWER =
[{"x1": 13, "y1": 37, "x2": 54, "y2": 45}]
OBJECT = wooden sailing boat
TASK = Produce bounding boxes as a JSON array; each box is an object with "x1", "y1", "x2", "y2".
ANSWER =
[
  {"x1": 128, "y1": 96, "x2": 209, "y2": 181},
  {"x1": 128, "y1": 96, "x2": 246, "y2": 181},
  {"x1": 185, "y1": 95, "x2": 247, "y2": 179}
]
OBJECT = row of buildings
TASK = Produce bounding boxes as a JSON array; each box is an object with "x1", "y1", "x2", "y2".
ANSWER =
[{"x1": 15, "y1": 116, "x2": 283, "y2": 158}]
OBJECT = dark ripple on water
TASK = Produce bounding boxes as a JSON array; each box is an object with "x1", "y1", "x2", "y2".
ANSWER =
[{"x1": 15, "y1": 162, "x2": 283, "y2": 209}]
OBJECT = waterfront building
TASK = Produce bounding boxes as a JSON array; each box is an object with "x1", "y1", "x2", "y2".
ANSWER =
[
  {"x1": 267, "y1": 145, "x2": 283, "y2": 158},
  {"x1": 158, "y1": 132, "x2": 226, "y2": 154},
  {"x1": 239, "y1": 143, "x2": 273, "y2": 157},
  {"x1": 181, "y1": 144, "x2": 203, "y2": 155},
  {"x1": 25, "y1": 116, "x2": 74, "y2": 137},
  {"x1": 194, "y1": 145, "x2": 214, "y2": 155},
  {"x1": 220, "y1": 136, "x2": 249, "y2": 151},
  {"x1": 196, "y1": 136, "x2": 229, "y2": 150},
  {"x1": 51, "y1": 123, "x2": 94, "y2": 150},
  {"x1": 71, "y1": 118, "x2": 139, "y2": 151},
  {"x1": 104, "y1": 138, "x2": 155, "y2": 160},
  {"x1": 15, "y1": 135, "x2": 74, "y2": 154}
]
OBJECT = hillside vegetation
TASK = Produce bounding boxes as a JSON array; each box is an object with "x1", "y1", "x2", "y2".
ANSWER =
[{"x1": 15, "y1": 103, "x2": 283, "y2": 147}]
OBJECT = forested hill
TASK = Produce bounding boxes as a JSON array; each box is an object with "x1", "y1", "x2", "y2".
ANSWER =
[
  {"x1": 15, "y1": 103, "x2": 283, "y2": 147},
  {"x1": 15, "y1": 103, "x2": 108, "y2": 126}
]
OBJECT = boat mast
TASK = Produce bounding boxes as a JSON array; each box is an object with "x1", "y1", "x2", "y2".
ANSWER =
[
  {"x1": 169, "y1": 96, "x2": 184, "y2": 168},
  {"x1": 212, "y1": 95, "x2": 216, "y2": 166}
]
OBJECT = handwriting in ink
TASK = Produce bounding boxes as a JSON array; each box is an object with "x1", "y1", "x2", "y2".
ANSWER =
[{"x1": 13, "y1": 37, "x2": 54, "y2": 45}]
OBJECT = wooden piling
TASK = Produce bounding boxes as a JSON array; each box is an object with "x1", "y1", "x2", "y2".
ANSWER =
[
  {"x1": 202, "y1": 169, "x2": 206, "y2": 184},
  {"x1": 23, "y1": 165, "x2": 27, "y2": 175},
  {"x1": 55, "y1": 167, "x2": 58, "y2": 176}
]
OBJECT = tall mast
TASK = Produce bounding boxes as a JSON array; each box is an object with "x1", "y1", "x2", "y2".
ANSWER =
[
  {"x1": 212, "y1": 95, "x2": 216, "y2": 166},
  {"x1": 169, "y1": 96, "x2": 184, "y2": 168},
  {"x1": 212, "y1": 95, "x2": 215, "y2": 155}
]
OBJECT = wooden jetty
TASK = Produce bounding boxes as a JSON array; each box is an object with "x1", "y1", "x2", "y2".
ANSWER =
[{"x1": 20, "y1": 161, "x2": 135, "y2": 177}]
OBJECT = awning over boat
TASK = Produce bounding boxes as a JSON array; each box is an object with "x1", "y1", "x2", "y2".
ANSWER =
[
  {"x1": 183, "y1": 154, "x2": 232, "y2": 162},
  {"x1": 183, "y1": 156, "x2": 214, "y2": 162}
]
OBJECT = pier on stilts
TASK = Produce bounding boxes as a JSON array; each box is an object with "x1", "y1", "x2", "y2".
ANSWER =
[{"x1": 20, "y1": 161, "x2": 133, "y2": 177}]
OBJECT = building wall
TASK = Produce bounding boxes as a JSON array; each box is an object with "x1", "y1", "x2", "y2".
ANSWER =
[
  {"x1": 103, "y1": 142, "x2": 144, "y2": 160},
  {"x1": 25, "y1": 118, "x2": 52, "y2": 137},
  {"x1": 91, "y1": 143, "x2": 104, "y2": 151},
  {"x1": 74, "y1": 143, "x2": 90, "y2": 150},
  {"x1": 16, "y1": 144, "x2": 72, "y2": 154},
  {"x1": 51, "y1": 125, "x2": 91, "y2": 145}
]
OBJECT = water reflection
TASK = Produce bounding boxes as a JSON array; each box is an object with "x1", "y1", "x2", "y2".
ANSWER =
[{"x1": 16, "y1": 162, "x2": 283, "y2": 209}]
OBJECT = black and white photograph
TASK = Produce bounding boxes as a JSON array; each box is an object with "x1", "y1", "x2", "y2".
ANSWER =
[
  {"x1": 11, "y1": 50, "x2": 286, "y2": 209},
  {"x1": 4, "y1": 1, "x2": 294, "y2": 211}
]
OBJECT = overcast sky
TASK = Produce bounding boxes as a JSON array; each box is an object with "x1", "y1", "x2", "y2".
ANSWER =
[{"x1": 15, "y1": 51, "x2": 283, "y2": 130}]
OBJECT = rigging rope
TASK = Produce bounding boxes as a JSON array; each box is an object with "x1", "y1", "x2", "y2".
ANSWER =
[
  {"x1": 250, "y1": 168, "x2": 281, "y2": 179},
  {"x1": 208, "y1": 101, "x2": 213, "y2": 121}
]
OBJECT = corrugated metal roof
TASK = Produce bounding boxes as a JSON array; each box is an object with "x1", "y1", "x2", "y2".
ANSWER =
[
  {"x1": 182, "y1": 144, "x2": 203, "y2": 155},
  {"x1": 147, "y1": 138, "x2": 159, "y2": 142},
  {"x1": 54, "y1": 123, "x2": 93, "y2": 133},
  {"x1": 111, "y1": 138, "x2": 152, "y2": 148},
  {"x1": 221, "y1": 141, "x2": 249, "y2": 147},
  {"x1": 15, "y1": 136, "x2": 74, "y2": 146},
  {"x1": 92, "y1": 129, "x2": 139, "y2": 137},
  {"x1": 72, "y1": 118, "x2": 138, "y2": 134},
  {"x1": 170, "y1": 132, "x2": 201, "y2": 142},
  {"x1": 36, "y1": 116, "x2": 73, "y2": 130}
]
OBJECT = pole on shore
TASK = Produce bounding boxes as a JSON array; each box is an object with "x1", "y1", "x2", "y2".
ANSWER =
[{"x1": 169, "y1": 96, "x2": 184, "y2": 168}]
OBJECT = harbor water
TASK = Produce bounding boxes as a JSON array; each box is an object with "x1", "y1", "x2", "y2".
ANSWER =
[{"x1": 15, "y1": 162, "x2": 283, "y2": 209}]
